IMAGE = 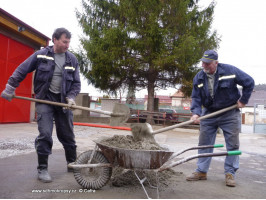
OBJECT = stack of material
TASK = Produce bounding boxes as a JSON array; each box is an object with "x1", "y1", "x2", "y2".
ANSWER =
[{"x1": 100, "y1": 135, "x2": 166, "y2": 150}]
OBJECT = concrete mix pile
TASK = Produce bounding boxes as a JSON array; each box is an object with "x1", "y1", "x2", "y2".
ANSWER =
[
  {"x1": 100, "y1": 135, "x2": 166, "y2": 150},
  {"x1": 111, "y1": 166, "x2": 183, "y2": 188}
]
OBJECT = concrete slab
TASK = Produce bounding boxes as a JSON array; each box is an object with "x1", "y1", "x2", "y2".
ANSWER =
[{"x1": 0, "y1": 122, "x2": 266, "y2": 198}]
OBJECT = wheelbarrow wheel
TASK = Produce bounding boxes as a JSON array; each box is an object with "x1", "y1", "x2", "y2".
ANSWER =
[{"x1": 73, "y1": 150, "x2": 112, "y2": 190}]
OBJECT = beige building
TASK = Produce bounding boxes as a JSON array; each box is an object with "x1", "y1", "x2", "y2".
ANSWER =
[{"x1": 171, "y1": 90, "x2": 191, "y2": 108}]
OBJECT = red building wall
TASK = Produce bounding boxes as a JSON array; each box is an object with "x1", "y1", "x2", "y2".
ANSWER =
[{"x1": 0, "y1": 33, "x2": 34, "y2": 123}]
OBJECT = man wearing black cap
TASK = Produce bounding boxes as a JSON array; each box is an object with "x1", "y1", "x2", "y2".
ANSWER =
[{"x1": 186, "y1": 50, "x2": 254, "y2": 187}]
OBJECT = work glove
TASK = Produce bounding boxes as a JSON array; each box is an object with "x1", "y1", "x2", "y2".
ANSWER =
[
  {"x1": 1, "y1": 84, "x2": 16, "y2": 102},
  {"x1": 65, "y1": 97, "x2": 76, "y2": 110}
]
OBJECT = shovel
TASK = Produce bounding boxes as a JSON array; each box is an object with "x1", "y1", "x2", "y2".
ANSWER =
[
  {"x1": 131, "y1": 104, "x2": 238, "y2": 140},
  {"x1": 13, "y1": 95, "x2": 130, "y2": 126}
]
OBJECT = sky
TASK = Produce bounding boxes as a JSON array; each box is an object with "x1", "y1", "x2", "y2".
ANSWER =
[{"x1": 1, "y1": 0, "x2": 266, "y2": 98}]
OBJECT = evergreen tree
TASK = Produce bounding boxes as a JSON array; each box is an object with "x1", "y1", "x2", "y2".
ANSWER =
[{"x1": 76, "y1": 0, "x2": 219, "y2": 122}]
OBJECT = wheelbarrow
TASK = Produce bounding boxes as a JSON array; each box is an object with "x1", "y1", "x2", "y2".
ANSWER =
[{"x1": 68, "y1": 139, "x2": 241, "y2": 199}]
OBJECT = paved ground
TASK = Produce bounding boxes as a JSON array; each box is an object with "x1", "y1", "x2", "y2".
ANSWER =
[{"x1": 0, "y1": 122, "x2": 266, "y2": 199}]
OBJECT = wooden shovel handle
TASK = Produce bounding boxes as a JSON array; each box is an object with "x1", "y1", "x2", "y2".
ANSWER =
[
  {"x1": 13, "y1": 95, "x2": 122, "y2": 117},
  {"x1": 152, "y1": 104, "x2": 238, "y2": 135}
]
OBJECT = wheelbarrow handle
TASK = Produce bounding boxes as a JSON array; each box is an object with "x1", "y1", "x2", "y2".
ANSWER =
[
  {"x1": 158, "y1": 151, "x2": 242, "y2": 172},
  {"x1": 68, "y1": 162, "x2": 112, "y2": 169},
  {"x1": 168, "y1": 144, "x2": 224, "y2": 161}
]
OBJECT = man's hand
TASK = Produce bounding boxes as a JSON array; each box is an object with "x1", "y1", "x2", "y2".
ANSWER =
[
  {"x1": 1, "y1": 84, "x2": 16, "y2": 102},
  {"x1": 65, "y1": 97, "x2": 76, "y2": 109},
  {"x1": 237, "y1": 100, "x2": 246, "y2": 108},
  {"x1": 191, "y1": 114, "x2": 200, "y2": 124}
]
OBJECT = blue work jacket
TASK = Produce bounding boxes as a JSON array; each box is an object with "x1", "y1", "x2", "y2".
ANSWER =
[
  {"x1": 8, "y1": 46, "x2": 81, "y2": 103},
  {"x1": 191, "y1": 63, "x2": 254, "y2": 116}
]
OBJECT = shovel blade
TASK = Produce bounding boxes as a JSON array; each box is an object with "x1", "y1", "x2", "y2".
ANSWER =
[
  {"x1": 109, "y1": 103, "x2": 130, "y2": 126},
  {"x1": 130, "y1": 123, "x2": 155, "y2": 142}
]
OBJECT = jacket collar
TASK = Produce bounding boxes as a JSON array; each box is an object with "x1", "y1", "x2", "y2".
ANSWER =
[
  {"x1": 198, "y1": 63, "x2": 226, "y2": 80},
  {"x1": 46, "y1": 46, "x2": 72, "y2": 63}
]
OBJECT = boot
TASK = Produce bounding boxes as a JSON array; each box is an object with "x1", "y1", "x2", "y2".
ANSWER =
[
  {"x1": 37, "y1": 154, "x2": 52, "y2": 183},
  {"x1": 65, "y1": 146, "x2": 77, "y2": 172},
  {"x1": 225, "y1": 173, "x2": 236, "y2": 187},
  {"x1": 186, "y1": 172, "x2": 207, "y2": 181}
]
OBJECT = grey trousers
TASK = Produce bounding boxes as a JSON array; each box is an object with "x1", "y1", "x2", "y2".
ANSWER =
[{"x1": 35, "y1": 92, "x2": 76, "y2": 156}]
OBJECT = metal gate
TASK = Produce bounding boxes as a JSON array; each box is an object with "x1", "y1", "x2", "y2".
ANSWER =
[{"x1": 253, "y1": 103, "x2": 266, "y2": 134}]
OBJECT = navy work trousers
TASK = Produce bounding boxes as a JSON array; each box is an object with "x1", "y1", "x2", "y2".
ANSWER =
[
  {"x1": 196, "y1": 108, "x2": 241, "y2": 176},
  {"x1": 35, "y1": 91, "x2": 76, "y2": 156}
]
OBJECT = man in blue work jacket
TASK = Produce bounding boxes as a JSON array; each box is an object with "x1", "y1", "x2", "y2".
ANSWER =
[
  {"x1": 186, "y1": 50, "x2": 254, "y2": 187},
  {"x1": 1, "y1": 28, "x2": 81, "y2": 183}
]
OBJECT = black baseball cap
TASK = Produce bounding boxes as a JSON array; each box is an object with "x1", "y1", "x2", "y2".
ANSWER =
[{"x1": 200, "y1": 50, "x2": 218, "y2": 63}]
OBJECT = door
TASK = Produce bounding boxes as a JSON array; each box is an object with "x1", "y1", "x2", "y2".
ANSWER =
[{"x1": 0, "y1": 33, "x2": 34, "y2": 123}]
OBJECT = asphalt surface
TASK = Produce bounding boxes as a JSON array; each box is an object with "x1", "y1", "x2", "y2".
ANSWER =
[{"x1": 0, "y1": 122, "x2": 266, "y2": 199}]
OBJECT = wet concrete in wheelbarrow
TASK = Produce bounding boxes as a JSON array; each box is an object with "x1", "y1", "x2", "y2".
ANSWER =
[{"x1": 0, "y1": 122, "x2": 266, "y2": 198}]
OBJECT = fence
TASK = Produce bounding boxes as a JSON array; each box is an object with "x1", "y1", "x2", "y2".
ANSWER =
[
  {"x1": 253, "y1": 103, "x2": 266, "y2": 133},
  {"x1": 128, "y1": 109, "x2": 197, "y2": 128}
]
